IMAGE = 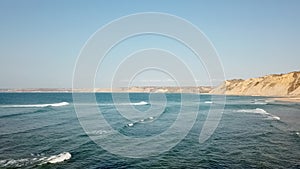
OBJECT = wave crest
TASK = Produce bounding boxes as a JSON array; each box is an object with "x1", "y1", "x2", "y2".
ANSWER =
[
  {"x1": 98, "y1": 101, "x2": 149, "y2": 106},
  {"x1": 42, "y1": 152, "x2": 71, "y2": 164},
  {"x1": 237, "y1": 108, "x2": 280, "y2": 120},
  {"x1": 129, "y1": 101, "x2": 149, "y2": 106},
  {"x1": 0, "y1": 152, "x2": 71, "y2": 168},
  {"x1": 0, "y1": 102, "x2": 69, "y2": 108}
]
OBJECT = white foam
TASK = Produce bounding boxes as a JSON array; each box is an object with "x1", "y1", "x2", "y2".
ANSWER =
[
  {"x1": 126, "y1": 116, "x2": 156, "y2": 127},
  {"x1": 140, "y1": 116, "x2": 155, "y2": 123},
  {"x1": 127, "y1": 123, "x2": 134, "y2": 127},
  {"x1": 270, "y1": 115, "x2": 280, "y2": 120},
  {"x1": 44, "y1": 152, "x2": 71, "y2": 164},
  {"x1": 0, "y1": 158, "x2": 30, "y2": 167},
  {"x1": 50, "y1": 102, "x2": 69, "y2": 107},
  {"x1": 237, "y1": 108, "x2": 268, "y2": 114},
  {"x1": 1, "y1": 102, "x2": 69, "y2": 108},
  {"x1": 237, "y1": 108, "x2": 280, "y2": 120},
  {"x1": 129, "y1": 101, "x2": 149, "y2": 106},
  {"x1": 86, "y1": 130, "x2": 109, "y2": 135},
  {"x1": 98, "y1": 101, "x2": 149, "y2": 106},
  {"x1": 253, "y1": 99, "x2": 267, "y2": 105},
  {"x1": 0, "y1": 152, "x2": 71, "y2": 168}
]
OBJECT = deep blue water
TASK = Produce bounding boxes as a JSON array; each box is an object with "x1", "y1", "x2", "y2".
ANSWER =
[{"x1": 0, "y1": 93, "x2": 299, "y2": 168}]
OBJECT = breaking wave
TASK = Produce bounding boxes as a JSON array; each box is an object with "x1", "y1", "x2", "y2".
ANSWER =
[
  {"x1": 126, "y1": 116, "x2": 155, "y2": 127},
  {"x1": 249, "y1": 99, "x2": 268, "y2": 105},
  {"x1": 237, "y1": 108, "x2": 280, "y2": 120},
  {"x1": 86, "y1": 129, "x2": 110, "y2": 135},
  {"x1": 0, "y1": 102, "x2": 69, "y2": 108},
  {"x1": 41, "y1": 152, "x2": 71, "y2": 164},
  {"x1": 0, "y1": 152, "x2": 71, "y2": 168},
  {"x1": 129, "y1": 101, "x2": 149, "y2": 106},
  {"x1": 98, "y1": 101, "x2": 149, "y2": 106},
  {"x1": 124, "y1": 107, "x2": 169, "y2": 127}
]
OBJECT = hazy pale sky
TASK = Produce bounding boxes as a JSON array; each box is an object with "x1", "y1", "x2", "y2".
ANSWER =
[{"x1": 0, "y1": 0, "x2": 299, "y2": 88}]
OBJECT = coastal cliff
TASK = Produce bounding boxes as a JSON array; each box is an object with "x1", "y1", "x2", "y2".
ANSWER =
[
  {"x1": 2, "y1": 71, "x2": 300, "y2": 97},
  {"x1": 210, "y1": 71, "x2": 300, "y2": 97}
]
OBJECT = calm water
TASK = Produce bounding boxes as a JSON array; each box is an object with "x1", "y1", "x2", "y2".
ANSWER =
[{"x1": 0, "y1": 93, "x2": 299, "y2": 168}]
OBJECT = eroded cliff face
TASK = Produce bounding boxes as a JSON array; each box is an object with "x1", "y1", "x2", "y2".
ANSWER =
[{"x1": 210, "y1": 71, "x2": 300, "y2": 97}]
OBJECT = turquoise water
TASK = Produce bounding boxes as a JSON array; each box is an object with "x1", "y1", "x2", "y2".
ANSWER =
[{"x1": 0, "y1": 93, "x2": 299, "y2": 168}]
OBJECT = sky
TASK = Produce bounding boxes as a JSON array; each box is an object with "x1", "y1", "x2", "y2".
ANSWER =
[{"x1": 0, "y1": 0, "x2": 299, "y2": 88}]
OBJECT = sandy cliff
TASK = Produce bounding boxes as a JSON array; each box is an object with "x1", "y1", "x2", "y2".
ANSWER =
[{"x1": 210, "y1": 71, "x2": 300, "y2": 97}]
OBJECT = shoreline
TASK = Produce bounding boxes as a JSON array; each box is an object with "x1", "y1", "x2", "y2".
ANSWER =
[
  {"x1": 1, "y1": 89, "x2": 300, "y2": 103},
  {"x1": 0, "y1": 87, "x2": 212, "y2": 94},
  {"x1": 272, "y1": 97, "x2": 300, "y2": 103}
]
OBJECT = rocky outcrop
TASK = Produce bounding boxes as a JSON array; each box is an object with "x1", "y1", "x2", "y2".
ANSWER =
[{"x1": 210, "y1": 71, "x2": 300, "y2": 97}]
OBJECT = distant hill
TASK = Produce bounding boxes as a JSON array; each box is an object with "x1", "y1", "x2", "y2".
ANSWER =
[
  {"x1": 0, "y1": 86, "x2": 212, "y2": 94},
  {"x1": 110, "y1": 86, "x2": 212, "y2": 93},
  {"x1": 210, "y1": 71, "x2": 300, "y2": 97}
]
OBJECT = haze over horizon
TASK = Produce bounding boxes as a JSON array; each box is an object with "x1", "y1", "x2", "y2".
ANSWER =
[{"x1": 0, "y1": 0, "x2": 299, "y2": 88}]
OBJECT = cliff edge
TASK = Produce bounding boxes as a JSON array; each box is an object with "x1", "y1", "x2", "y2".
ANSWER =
[{"x1": 210, "y1": 71, "x2": 300, "y2": 97}]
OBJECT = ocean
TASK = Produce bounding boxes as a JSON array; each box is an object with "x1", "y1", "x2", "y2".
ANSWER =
[{"x1": 0, "y1": 93, "x2": 299, "y2": 168}]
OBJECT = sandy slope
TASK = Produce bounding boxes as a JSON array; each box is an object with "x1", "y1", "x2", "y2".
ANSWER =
[{"x1": 210, "y1": 71, "x2": 300, "y2": 97}]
